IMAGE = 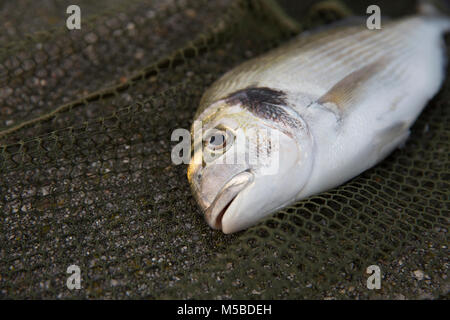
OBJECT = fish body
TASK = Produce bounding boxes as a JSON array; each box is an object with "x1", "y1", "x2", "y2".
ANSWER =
[{"x1": 188, "y1": 9, "x2": 450, "y2": 233}]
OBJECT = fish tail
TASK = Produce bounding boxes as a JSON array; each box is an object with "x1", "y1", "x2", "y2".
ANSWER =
[{"x1": 418, "y1": 0, "x2": 450, "y2": 32}]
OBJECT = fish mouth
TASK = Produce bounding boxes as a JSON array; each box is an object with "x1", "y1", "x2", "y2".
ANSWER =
[{"x1": 205, "y1": 170, "x2": 253, "y2": 230}]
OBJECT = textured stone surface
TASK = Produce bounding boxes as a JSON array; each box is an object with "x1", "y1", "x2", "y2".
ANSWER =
[{"x1": 0, "y1": 0, "x2": 448, "y2": 299}]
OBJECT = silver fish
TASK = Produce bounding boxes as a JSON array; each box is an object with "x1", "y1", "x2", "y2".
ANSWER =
[{"x1": 188, "y1": 3, "x2": 450, "y2": 233}]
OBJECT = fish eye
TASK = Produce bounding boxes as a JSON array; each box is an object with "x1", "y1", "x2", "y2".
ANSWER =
[
  {"x1": 209, "y1": 133, "x2": 225, "y2": 147},
  {"x1": 204, "y1": 128, "x2": 233, "y2": 152}
]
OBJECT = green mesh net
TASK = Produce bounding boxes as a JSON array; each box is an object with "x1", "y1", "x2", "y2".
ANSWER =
[{"x1": 0, "y1": 0, "x2": 448, "y2": 299}]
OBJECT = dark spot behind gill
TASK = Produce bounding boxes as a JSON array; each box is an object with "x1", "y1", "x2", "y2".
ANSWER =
[
  {"x1": 225, "y1": 87, "x2": 287, "y2": 111},
  {"x1": 225, "y1": 87, "x2": 303, "y2": 130}
]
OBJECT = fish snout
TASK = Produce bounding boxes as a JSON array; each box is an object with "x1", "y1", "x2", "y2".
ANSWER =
[{"x1": 204, "y1": 170, "x2": 253, "y2": 230}]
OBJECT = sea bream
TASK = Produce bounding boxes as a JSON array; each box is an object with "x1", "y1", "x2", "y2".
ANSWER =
[{"x1": 187, "y1": 3, "x2": 450, "y2": 234}]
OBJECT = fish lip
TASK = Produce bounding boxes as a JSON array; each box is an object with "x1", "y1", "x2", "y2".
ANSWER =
[{"x1": 205, "y1": 170, "x2": 253, "y2": 230}]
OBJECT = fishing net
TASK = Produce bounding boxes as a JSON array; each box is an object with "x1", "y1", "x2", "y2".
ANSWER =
[{"x1": 0, "y1": 0, "x2": 448, "y2": 299}]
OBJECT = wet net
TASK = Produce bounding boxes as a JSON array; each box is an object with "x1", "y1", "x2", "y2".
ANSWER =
[{"x1": 0, "y1": 0, "x2": 448, "y2": 299}]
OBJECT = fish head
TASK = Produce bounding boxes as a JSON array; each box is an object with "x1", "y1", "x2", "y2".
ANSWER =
[{"x1": 188, "y1": 90, "x2": 314, "y2": 234}]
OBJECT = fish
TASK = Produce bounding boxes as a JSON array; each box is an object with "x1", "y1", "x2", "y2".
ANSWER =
[{"x1": 187, "y1": 2, "x2": 450, "y2": 234}]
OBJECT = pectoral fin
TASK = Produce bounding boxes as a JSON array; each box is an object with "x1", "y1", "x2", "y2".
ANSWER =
[{"x1": 317, "y1": 59, "x2": 386, "y2": 114}]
